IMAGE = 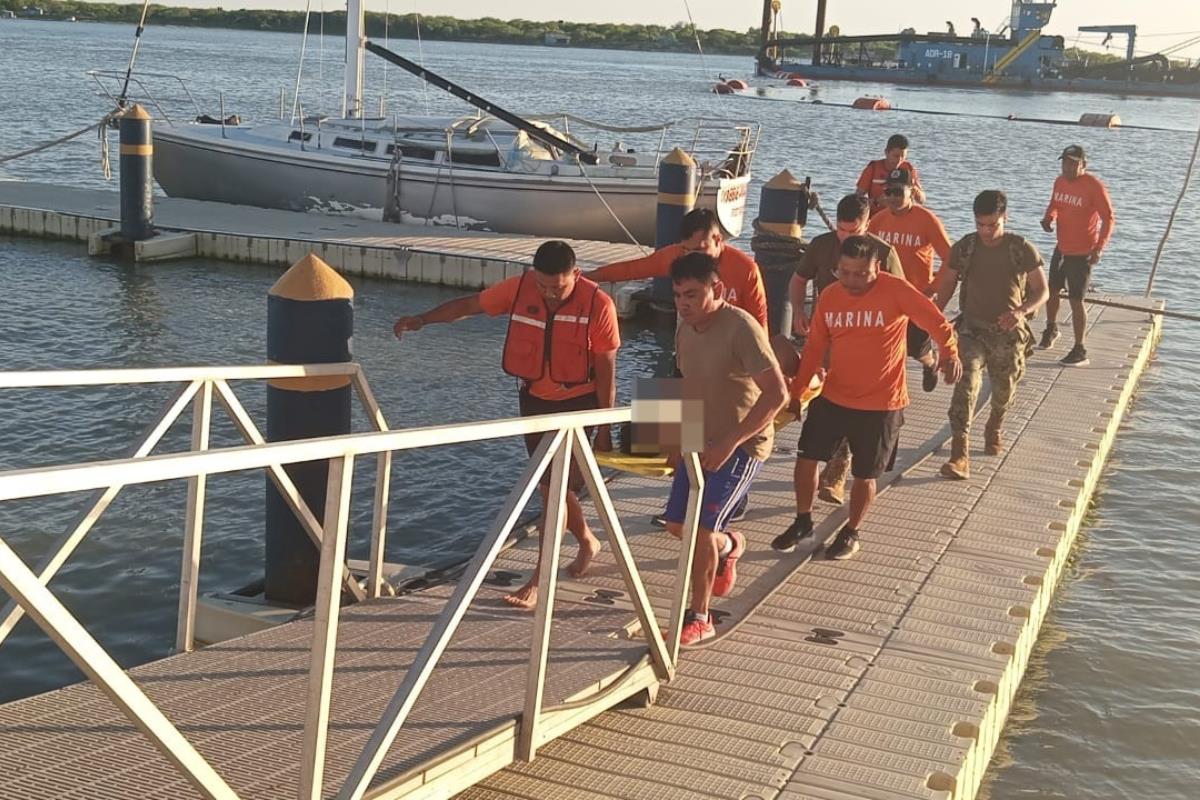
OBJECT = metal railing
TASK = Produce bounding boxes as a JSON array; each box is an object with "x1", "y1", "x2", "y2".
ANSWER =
[{"x1": 0, "y1": 364, "x2": 701, "y2": 800}]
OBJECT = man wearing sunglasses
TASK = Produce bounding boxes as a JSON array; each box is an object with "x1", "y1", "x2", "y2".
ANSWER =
[{"x1": 868, "y1": 168, "x2": 953, "y2": 393}]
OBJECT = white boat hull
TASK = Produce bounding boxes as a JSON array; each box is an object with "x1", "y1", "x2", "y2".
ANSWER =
[{"x1": 153, "y1": 126, "x2": 749, "y2": 245}]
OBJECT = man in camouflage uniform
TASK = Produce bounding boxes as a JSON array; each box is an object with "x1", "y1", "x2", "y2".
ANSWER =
[{"x1": 935, "y1": 190, "x2": 1050, "y2": 480}]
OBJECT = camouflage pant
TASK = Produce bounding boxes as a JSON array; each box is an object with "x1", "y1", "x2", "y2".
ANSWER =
[{"x1": 949, "y1": 323, "x2": 1028, "y2": 436}]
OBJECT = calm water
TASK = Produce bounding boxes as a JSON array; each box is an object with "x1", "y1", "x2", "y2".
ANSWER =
[{"x1": 1, "y1": 19, "x2": 1199, "y2": 798}]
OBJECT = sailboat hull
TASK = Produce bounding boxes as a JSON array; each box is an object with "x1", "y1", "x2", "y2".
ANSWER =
[{"x1": 153, "y1": 126, "x2": 749, "y2": 245}]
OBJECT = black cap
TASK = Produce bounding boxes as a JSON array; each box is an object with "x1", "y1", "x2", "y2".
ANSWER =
[
  {"x1": 885, "y1": 167, "x2": 913, "y2": 186},
  {"x1": 1059, "y1": 144, "x2": 1086, "y2": 161}
]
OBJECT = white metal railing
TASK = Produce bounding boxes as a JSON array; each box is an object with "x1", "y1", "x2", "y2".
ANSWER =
[{"x1": 0, "y1": 364, "x2": 702, "y2": 800}]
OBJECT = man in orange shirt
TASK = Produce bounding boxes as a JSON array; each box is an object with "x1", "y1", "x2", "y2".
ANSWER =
[
  {"x1": 393, "y1": 241, "x2": 620, "y2": 610},
  {"x1": 856, "y1": 134, "x2": 927, "y2": 215},
  {"x1": 584, "y1": 208, "x2": 768, "y2": 329},
  {"x1": 1039, "y1": 144, "x2": 1116, "y2": 366},
  {"x1": 771, "y1": 235, "x2": 961, "y2": 560},
  {"x1": 868, "y1": 168, "x2": 953, "y2": 392}
]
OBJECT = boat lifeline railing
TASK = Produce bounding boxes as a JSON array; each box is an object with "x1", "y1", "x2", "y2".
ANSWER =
[
  {"x1": 86, "y1": 68, "x2": 203, "y2": 125},
  {"x1": 0, "y1": 363, "x2": 701, "y2": 800}
]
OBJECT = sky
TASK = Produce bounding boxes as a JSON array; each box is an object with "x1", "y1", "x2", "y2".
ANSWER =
[{"x1": 151, "y1": 0, "x2": 1200, "y2": 59}]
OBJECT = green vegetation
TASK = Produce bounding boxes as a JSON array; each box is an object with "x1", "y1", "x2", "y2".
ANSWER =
[{"x1": 0, "y1": 1, "x2": 813, "y2": 56}]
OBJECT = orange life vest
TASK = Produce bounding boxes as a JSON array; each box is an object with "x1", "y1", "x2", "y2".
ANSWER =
[{"x1": 502, "y1": 272, "x2": 598, "y2": 386}]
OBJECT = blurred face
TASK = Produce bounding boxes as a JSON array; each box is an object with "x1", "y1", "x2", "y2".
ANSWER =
[
  {"x1": 679, "y1": 226, "x2": 724, "y2": 259},
  {"x1": 884, "y1": 183, "x2": 912, "y2": 212},
  {"x1": 532, "y1": 267, "x2": 578, "y2": 304},
  {"x1": 975, "y1": 211, "x2": 1006, "y2": 244},
  {"x1": 884, "y1": 147, "x2": 907, "y2": 170},
  {"x1": 1061, "y1": 157, "x2": 1085, "y2": 179},
  {"x1": 673, "y1": 276, "x2": 721, "y2": 325},
  {"x1": 836, "y1": 254, "x2": 878, "y2": 296},
  {"x1": 835, "y1": 216, "x2": 869, "y2": 242}
]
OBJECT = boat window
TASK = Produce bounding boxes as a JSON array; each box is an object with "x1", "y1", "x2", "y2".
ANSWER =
[
  {"x1": 385, "y1": 144, "x2": 438, "y2": 160},
  {"x1": 449, "y1": 150, "x2": 502, "y2": 167},
  {"x1": 288, "y1": 131, "x2": 312, "y2": 142},
  {"x1": 333, "y1": 137, "x2": 377, "y2": 153}
]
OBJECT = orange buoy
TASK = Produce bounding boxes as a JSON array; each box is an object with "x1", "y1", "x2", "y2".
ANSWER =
[
  {"x1": 852, "y1": 96, "x2": 892, "y2": 110},
  {"x1": 1079, "y1": 113, "x2": 1121, "y2": 128},
  {"x1": 787, "y1": 77, "x2": 810, "y2": 87},
  {"x1": 725, "y1": 79, "x2": 749, "y2": 90}
]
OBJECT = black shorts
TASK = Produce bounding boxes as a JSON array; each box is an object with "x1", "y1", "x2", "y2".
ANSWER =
[
  {"x1": 518, "y1": 389, "x2": 598, "y2": 490},
  {"x1": 1048, "y1": 248, "x2": 1091, "y2": 300},
  {"x1": 796, "y1": 396, "x2": 903, "y2": 480},
  {"x1": 906, "y1": 321, "x2": 933, "y2": 360}
]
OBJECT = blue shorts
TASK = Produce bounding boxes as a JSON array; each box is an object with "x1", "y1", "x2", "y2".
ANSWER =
[{"x1": 662, "y1": 447, "x2": 763, "y2": 533}]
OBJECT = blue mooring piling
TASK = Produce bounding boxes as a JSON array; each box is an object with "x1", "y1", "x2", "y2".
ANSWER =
[
  {"x1": 650, "y1": 147, "x2": 697, "y2": 306},
  {"x1": 118, "y1": 104, "x2": 154, "y2": 242},
  {"x1": 753, "y1": 169, "x2": 810, "y2": 335},
  {"x1": 265, "y1": 254, "x2": 354, "y2": 605}
]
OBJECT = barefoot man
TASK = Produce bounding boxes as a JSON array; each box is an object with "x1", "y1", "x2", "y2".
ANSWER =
[{"x1": 393, "y1": 241, "x2": 619, "y2": 609}]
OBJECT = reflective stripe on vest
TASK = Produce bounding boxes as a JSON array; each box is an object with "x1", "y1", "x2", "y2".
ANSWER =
[{"x1": 501, "y1": 272, "x2": 598, "y2": 386}]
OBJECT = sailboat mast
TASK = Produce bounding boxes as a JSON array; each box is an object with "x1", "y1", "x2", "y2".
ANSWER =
[{"x1": 343, "y1": 0, "x2": 365, "y2": 117}]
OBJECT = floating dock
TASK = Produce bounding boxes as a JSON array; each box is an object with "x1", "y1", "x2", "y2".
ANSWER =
[{"x1": 0, "y1": 289, "x2": 1161, "y2": 798}]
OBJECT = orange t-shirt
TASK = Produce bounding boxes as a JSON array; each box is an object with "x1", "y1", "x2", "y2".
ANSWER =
[
  {"x1": 857, "y1": 158, "x2": 922, "y2": 214},
  {"x1": 479, "y1": 274, "x2": 621, "y2": 402},
  {"x1": 589, "y1": 243, "x2": 768, "y2": 330},
  {"x1": 1044, "y1": 174, "x2": 1116, "y2": 257},
  {"x1": 795, "y1": 272, "x2": 957, "y2": 412},
  {"x1": 868, "y1": 205, "x2": 952, "y2": 293}
]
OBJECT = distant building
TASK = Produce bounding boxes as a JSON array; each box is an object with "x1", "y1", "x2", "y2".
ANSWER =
[
  {"x1": 22, "y1": 6, "x2": 43, "y2": 16},
  {"x1": 0, "y1": 10, "x2": 16, "y2": 19},
  {"x1": 543, "y1": 31, "x2": 570, "y2": 47}
]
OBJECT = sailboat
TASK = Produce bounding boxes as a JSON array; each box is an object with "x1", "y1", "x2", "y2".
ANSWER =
[{"x1": 144, "y1": 4, "x2": 758, "y2": 245}]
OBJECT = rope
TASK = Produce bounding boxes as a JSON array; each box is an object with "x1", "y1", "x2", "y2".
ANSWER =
[
  {"x1": 811, "y1": 196, "x2": 836, "y2": 233},
  {"x1": 0, "y1": 121, "x2": 104, "y2": 165},
  {"x1": 748, "y1": 220, "x2": 805, "y2": 275},
  {"x1": 318, "y1": 0, "x2": 326, "y2": 116},
  {"x1": 443, "y1": 129, "x2": 461, "y2": 228},
  {"x1": 576, "y1": 158, "x2": 650, "y2": 253},
  {"x1": 1145, "y1": 113, "x2": 1200, "y2": 296},
  {"x1": 681, "y1": 0, "x2": 714, "y2": 84},
  {"x1": 380, "y1": 0, "x2": 389, "y2": 115},
  {"x1": 290, "y1": 0, "x2": 313, "y2": 124}
]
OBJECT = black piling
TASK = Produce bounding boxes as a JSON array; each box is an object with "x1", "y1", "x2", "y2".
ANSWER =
[
  {"x1": 118, "y1": 104, "x2": 154, "y2": 242},
  {"x1": 650, "y1": 147, "x2": 697, "y2": 306}
]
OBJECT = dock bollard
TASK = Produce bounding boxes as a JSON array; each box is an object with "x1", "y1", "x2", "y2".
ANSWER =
[
  {"x1": 650, "y1": 147, "x2": 697, "y2": 306},
  {"x1": 751, "y1": 169, "x2": 809, "y2": 336},
  {"x1": 265, "y1": 253, "x2": 354, "y2": 605},
  {"x1": 119, "y1": 104, "x2": 154, "y2": 242}
]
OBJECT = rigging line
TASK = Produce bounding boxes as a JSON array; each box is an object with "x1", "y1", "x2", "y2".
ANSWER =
[
  {"x1": 318, "y1": 0, "x2": 326, "y2": 116},
  {"x1": 575, "y1": 158, "x2": 651, "y2": 254},
  {"x1": 381, "y1": 0, "x2": 389, "y2": 115},
  {"x1": 118, "y1": 0, "x2": 152, "y2": 106},
  {"x1": 681, "y1": 0, "x2": 714, "y2": 86},
  {"x1": 415, "y1": 5, "x2": 431, "y2": 115},
  {"x1": 291, "y1": 0, "x2": 313, "y2": 124},
  {"x1": 1145, "y1": 112, "x2": 1200, "y2": 297}
]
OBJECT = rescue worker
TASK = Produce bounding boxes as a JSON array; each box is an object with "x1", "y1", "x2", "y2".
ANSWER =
[
  {"x1": 1039, "y1": 144, "x2": 1116, "y2": 366},
  {"x1": 868, "y1": 167, "x2": 953, "y2": 392},
  {"x1": 393, "y1": 241, "x2": 620, "y2": 610},
  {"x1": 856, "y1": 133, "x2": 927, "y2": 215},
  {"x1": 789, "y1": 193, "x2": 904, "y2": 506},
  {"x1": 772, "y1": 235, "x2": 961, "y2": 559},
  {"x1": 583, "y1": 208, "x2": 768, "y2": 329},
  {"x1": 937, "y1": 190, "x2": 1050, "y2": 480}
]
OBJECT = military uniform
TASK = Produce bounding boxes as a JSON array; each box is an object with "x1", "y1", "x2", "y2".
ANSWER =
[{"x1": 942, "y1": 232, "x2": 1042, "y2": 477}]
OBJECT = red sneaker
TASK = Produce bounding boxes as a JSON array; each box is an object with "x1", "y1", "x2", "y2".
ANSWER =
[
  {"x1": 711, "y1": 531, "x2": 746, "y2": 598},
  {"x1": 679, "y1": 615, "x2": 715, "y2": 646}
]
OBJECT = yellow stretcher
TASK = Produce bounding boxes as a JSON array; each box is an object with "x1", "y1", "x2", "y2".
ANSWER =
[{"x1": 593, "y1": 379, "x2": 822, "y2": 479}]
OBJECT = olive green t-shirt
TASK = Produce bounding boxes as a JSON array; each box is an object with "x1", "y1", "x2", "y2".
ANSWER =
[
  {"x1": 676, "y1": 304, "x2": 778, "y2": 462},
  {"x1": 949, "y1": 234, "x2": 1042, "y2": 327},
  {"x1": 795, "y1": 231, "x2": 905, "y2": 295}
]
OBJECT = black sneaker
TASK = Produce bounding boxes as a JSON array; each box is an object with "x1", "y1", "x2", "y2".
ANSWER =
[
  {"x1": 922, "y1": 363, "x2": 938, "y2": 392},
  {"x1": 771, "y1": 518, "x2": 814, "y2": 553},
  {"x1": 1060, "y1": 345, "x2": 1089, "y2": 367},
  {"x1": 651, "y1": 513, "x2": 667, "y2": 529},
  {"x1": 825, "y1": 527, "x2": 861, "y2": 560},
  {"x1": 1039, "y1": 326, "x2": 1060, "y2": 350}
]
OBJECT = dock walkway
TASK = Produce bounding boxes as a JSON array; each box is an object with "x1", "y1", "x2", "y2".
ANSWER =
[{"x1": 0, "y1": 297, "x2": 1160, "y2": 799}]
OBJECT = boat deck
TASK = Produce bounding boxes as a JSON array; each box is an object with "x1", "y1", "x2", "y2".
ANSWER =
[{"x1": 0, "y1": 296, "x2": 1161, "y2": 799}]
